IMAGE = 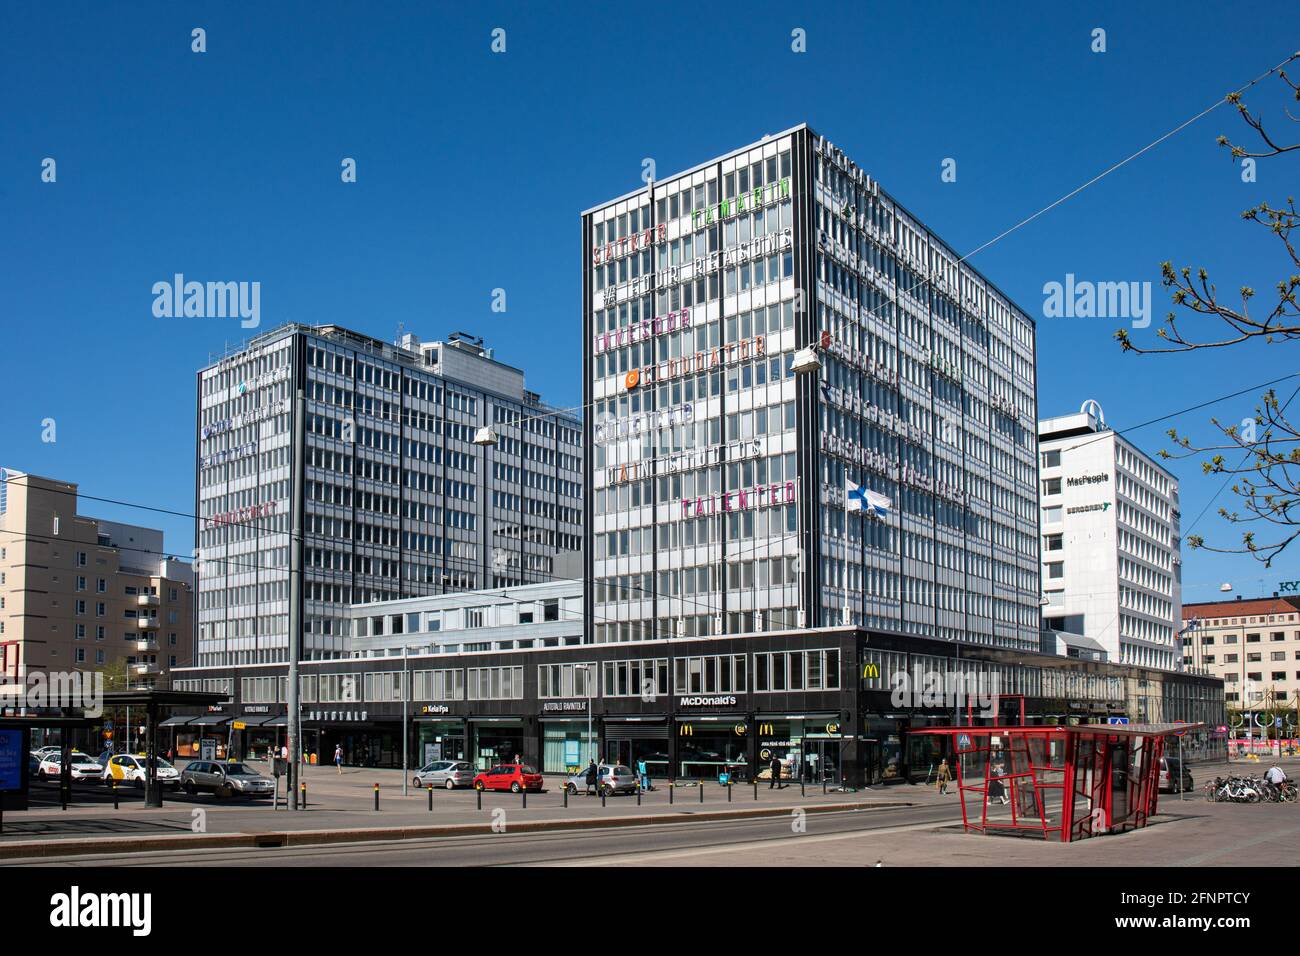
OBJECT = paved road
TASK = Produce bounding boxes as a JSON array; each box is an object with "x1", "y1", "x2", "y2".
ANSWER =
[{"x1": 9, "y1": 802, "x2": 959, "y2": 867}]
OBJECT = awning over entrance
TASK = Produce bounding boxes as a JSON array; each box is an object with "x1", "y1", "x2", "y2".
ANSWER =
[
  {"x1": 235, "y1": 715, "x2": 274, "y2": 727},
  {"x1": 158, "y1": 716, "x2": 194, "y2": 727},
  {"x1": 189, "y1": 713, "x2": 232, "y2": 726}
]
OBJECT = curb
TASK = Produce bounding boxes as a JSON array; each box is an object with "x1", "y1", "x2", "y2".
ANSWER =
[{"x1": 0, "y1": 800, "x2": 912, "y2": 861}]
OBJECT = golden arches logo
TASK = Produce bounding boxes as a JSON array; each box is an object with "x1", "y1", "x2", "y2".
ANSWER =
[
  {"x1": 862, "y1": 662, "x2": 880, "y2": 679},
  {"x1": 758, "y1": 722, "x2": 776, "y2": 736},
  {"x1": 678, "y1": 723, "x2": 693, "y2": 737}
]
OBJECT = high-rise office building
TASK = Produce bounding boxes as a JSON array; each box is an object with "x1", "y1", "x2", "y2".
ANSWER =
[
  {"x1": 582, "y1": 125, "x2": 1040, "y2": 650},
  {"x1": 195, "y1": 325, "x2": 583, "y2": 668},
  {"x1": 1038, "y1": 401, "x2": 1182, "y2": 668}
]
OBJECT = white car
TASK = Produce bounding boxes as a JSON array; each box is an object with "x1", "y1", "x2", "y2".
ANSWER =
[
  {"x1": 37, "y1": 751, "x2": 104, "y2": 781},
  {"x1": 101, "y1": 753, "x2": 181, "y2": 790}
]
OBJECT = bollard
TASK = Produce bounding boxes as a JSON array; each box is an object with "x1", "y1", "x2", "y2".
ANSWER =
[
  {"x1": 564, "y1": 786, "x2": 569, "y2": 808},
  {"x1": 801, "y1": 780, "x2": 805, "y2": 797},
  {"x1": 754, "y1": 780, "x2": 759, "y2": 801},
  {"x1": 601, "y1": 788, "x2": 606, "y2": 808},
  {"x1": 374, "y1": 783, "x2": 380, "y2": 811},
  {"x1": 522, "y1": 789, "x2": 527, "y2": 810},
  {"x1": 477, "y1": 787, "x2": 482, "y2": 810},
  {"x1": 728, "y1": 783, "x2": 732, "y2": 803},
  {"x1": 113, "y1": 781, "x2": 120, "y2": 811},
  {"x1": 300, "y1": 782, "x2": 307, "y2": 808},
  {"x1": 428, "y1": 785, "x2": 433, "y2": 811},
  {"x1": 669, "y1": 782, "x2": 675, "y2": 805},
  {"x1": 823, "y1": 777, "x2": 827, "y2": 795},
  {"x1": 637, "y1": 787, "x2": 642, "y2": 806},
  {"x1": 699, "y1": 782, "x2": 704, "y2": 804}
]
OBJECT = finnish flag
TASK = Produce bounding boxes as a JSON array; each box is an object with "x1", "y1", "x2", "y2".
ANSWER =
[{"x1": 846, "y1": 481, "x2": 890, "y2": 517}]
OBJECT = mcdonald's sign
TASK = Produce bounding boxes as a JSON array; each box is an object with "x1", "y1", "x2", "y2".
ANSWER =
[
  {"x1": 758, "y1": 722, "x2": 776, "y2": 736},
  {"x1": 678, "y1": 723, "x2": 694, "y2": 737},
  {"x1": 862, "y1": 662, "x2": 880, "y2": 679}
]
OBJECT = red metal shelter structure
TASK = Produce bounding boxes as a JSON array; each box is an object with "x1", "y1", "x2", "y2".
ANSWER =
[{"x1": 913, "y1": 722, "x2": 1203, "y2": 842}]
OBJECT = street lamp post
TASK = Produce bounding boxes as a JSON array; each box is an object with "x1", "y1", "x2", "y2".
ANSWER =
[
  {"x1": 575, "y1": 663, "x2": 593, "y2": 765},
  {"x1": 402, "y1": 645, "x2": 410, "y2": 797}
]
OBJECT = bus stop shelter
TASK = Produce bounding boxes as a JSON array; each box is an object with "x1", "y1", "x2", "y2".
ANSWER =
[{"x1": 911, "y1": 722, "x2": 1203, "y2": 842}]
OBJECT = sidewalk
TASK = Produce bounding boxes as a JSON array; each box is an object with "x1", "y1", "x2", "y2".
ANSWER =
[{"x1": 0, "y1": 772, "x2": 918, "y2": 860}]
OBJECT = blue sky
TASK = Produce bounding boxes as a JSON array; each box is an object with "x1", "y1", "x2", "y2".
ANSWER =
[{"x1": 2, "y1": 1, "x2": 1296, "y2": 602}]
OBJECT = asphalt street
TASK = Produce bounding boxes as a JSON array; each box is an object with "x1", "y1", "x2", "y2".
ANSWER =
[{"x1": 9, "y1": 802, "x2": 961, "y2": 867}]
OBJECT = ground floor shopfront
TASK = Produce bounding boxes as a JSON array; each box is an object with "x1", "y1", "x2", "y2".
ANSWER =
[{"x1": 170, "y1": 627, "x2": 1227, "y2": 784}]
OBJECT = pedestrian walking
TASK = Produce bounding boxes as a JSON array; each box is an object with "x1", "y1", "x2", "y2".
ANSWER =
[
  {"x1": 334, "y1": 743, "x2": 343, "y2": 774},
  {"x1": 988, "y1": 761, "x2": 1009, "y2": 804},
  {"x1": 936, "y1": 758, "x2": 952, "y2": 795},
  {"x1": 585, "y1": 758, "x2": 598, "y2": 795},
  {"x1": 637, "y1": 756, "x2": 650, "y2": 791},
  {"x1": 769, "y1": 754, "x2": 784, "y2": 789}
]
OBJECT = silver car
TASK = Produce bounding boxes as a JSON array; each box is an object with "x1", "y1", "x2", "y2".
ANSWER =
[
  {"x1": 413, "y1": 760, "x2": 475, "y2": 790},
  {"x1": 564, "y1": 763, "x2": 639, "y2": 795},
  {"x1": 181, "y1": 760, "x2": 275, "y2": 798}
]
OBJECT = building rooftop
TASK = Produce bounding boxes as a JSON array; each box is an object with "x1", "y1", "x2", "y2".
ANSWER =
[{"x1": 1182, "y1": 596, "x2": 1300, "y2": 619}]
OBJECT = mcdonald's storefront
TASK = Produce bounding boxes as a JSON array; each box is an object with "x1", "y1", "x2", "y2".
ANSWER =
[{"x1": 175, "y1": 625, "x2": 1225, "y2": 785}]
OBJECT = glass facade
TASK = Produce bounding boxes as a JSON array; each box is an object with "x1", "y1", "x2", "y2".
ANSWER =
[
  {"x1": 196, "y1": 327, "x2": 582, "y2": 667},
  {"x1": 583, "y1": 126, "x2": 1040, "y2": 651}
]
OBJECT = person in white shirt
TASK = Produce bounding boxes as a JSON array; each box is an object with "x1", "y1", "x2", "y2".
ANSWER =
[{"x1": 1265, "y1": 765, "x2": 1287, "y2": 785}]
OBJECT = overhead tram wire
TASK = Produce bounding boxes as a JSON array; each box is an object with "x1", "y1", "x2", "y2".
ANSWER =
[
  {"x1": 6, "y1": 371, "x2": 1295, "y2": 629},
  {"x1": 195, "y1": 50, "x2": 1300, "y2": 448}
]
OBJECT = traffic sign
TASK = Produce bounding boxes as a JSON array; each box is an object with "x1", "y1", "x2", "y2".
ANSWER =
[{"x1": 1107, "y1": 717, "x2": 1129, "y2": 725}]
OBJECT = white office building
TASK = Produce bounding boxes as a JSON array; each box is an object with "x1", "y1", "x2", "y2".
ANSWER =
[{"x1": 1038, "y1": 401, "x2": 1182, "y2": 669}]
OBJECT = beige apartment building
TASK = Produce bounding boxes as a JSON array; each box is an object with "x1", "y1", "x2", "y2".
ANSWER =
[
  {"x1": 0, "y1": 469, "x2": 193, "y2": 692},
  {"x1": 1182, "y1": 595, "x2": 1300, "y2": 711}
]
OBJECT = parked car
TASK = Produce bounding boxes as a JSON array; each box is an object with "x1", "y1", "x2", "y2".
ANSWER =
[
  {"x1": 563, "y1": 763, "x2": 638, "y2": 796},
  {"x1": 1159, "y1": 756, "x2": 1193, "y2": 793},
  {"x1": 472, "y1": 763, "x2": 544, "y2": 793},
  {"x1": 28, "y1": 752, "x2": 41, "y2": 779},
  {"x1": 102, "y1": 754, "x2": 181, "y2": 790},
  {"x1": 413, "y1": 760, "x2": 475, "y2": 790},
  {"x1": 32, "y1": 745, "x2": 62, "y2": 760},
  {"x1": 180, "y1": 760, "x2": 275, "y2": 798},
  {"x1": 36, "y1": 751, "x2": 103, "y2": 781}
]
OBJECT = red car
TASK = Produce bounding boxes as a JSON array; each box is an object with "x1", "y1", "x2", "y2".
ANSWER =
[{"x1": 472, "y1": 763, "x2": 544, "y2": 793}]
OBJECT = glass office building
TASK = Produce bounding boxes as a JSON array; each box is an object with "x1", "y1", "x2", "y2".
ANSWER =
[
  {"x1": 195, "y1": 325, "x2": 582, "y2": 668},
  {"x1": 582, "y1": 125, "x2": 1040, "y2": 651}
]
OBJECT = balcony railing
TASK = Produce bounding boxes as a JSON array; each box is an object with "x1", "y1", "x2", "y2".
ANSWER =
[
  {"x1": 136, "y1": 594, "x2": 160, "y2": 608},
  {"x1": 136, "y1": 616, "x2": 160, "y2": 631}
]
